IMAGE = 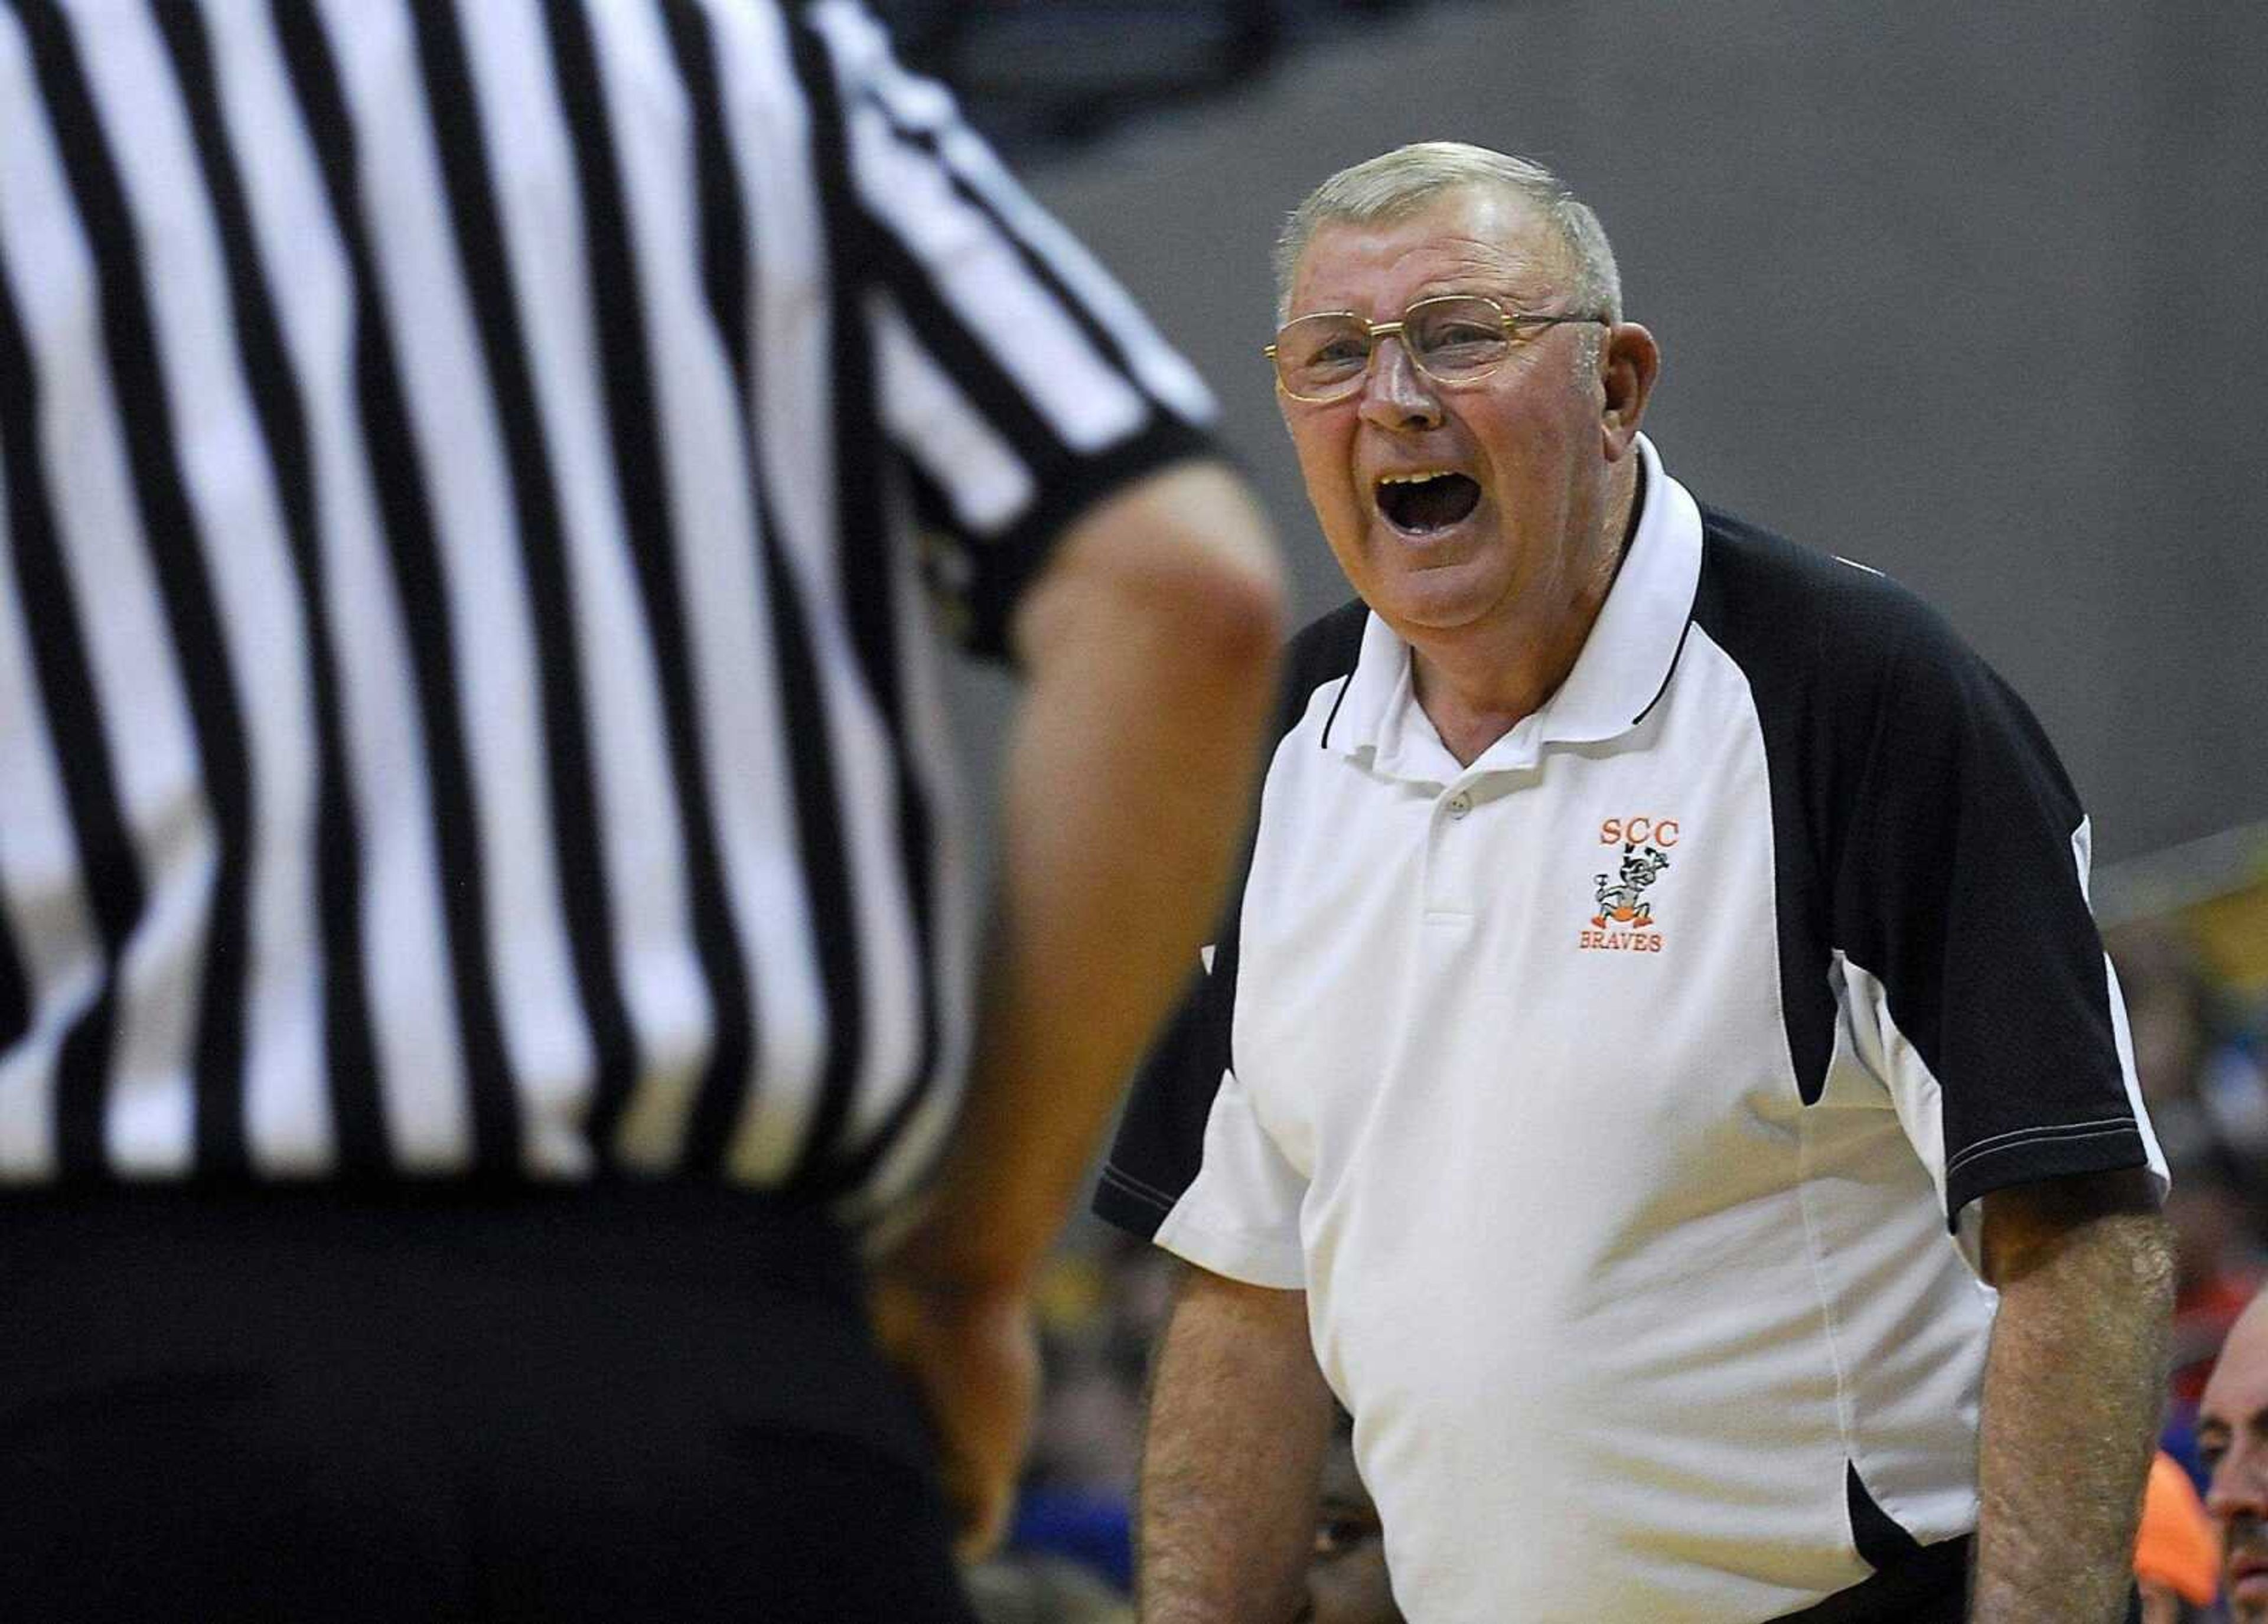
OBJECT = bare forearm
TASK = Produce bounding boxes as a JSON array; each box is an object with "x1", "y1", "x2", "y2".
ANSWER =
[
  {"x1": 1972, "y1": 1181, "x2": 2174, "y2": 1623},
  {"x1": 893, "y1": 464, "x2": 1282, "y2": 1293},
  {"x1": 1141, "y1": 1269, "x2": 1334, "y2": 1623}
]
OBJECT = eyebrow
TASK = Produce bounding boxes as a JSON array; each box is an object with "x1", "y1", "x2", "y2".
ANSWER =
[
  {"x1": 1285, "y1": 286, "x2": 1556, "y2": 324},
  {"x1": 2199, "y1": 1405, "x2": 2268, "y2": 1436}
]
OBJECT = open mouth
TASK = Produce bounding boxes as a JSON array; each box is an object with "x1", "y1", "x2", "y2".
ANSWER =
[{"x1": 1376, "y1": 471, "x2": 1481, "y2": 534}]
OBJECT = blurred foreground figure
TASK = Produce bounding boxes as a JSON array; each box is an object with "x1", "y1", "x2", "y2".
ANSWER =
[
  {"x1": 2201, "y1": 1289, "x2": 2268, "y2": 1619},
  {"x1": 1099, "y1": 142, "x2": 2171, "y2": 1622},
  {"x1": 0, "y1": 2, "x2": 1279, "y2": 1619}
]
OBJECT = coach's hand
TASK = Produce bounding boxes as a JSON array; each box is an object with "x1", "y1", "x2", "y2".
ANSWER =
[{"x1": 868, "y1": 1264, "x2": 1040, "y2": 1560}]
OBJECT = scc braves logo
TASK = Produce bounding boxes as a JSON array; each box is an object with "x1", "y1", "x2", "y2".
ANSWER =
[{"x1": 1580, "y1": 814, "x2": 1676, "y2": 953}]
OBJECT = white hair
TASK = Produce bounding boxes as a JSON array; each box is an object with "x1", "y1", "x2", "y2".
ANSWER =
[{"x1": 1272, "y1": 142, "x2": 1622, "y2": 327}]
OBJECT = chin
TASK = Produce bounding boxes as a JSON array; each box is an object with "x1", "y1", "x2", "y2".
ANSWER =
[
  {"x1": 1354, "y1": 553, "x2": 1482, "y2": 618},
  {"x1": 1378, "y1": 583, "x2": 1504, "y2": 640}
]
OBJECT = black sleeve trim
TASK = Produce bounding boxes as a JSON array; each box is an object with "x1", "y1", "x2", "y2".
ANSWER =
[
  {"x1": 1093, "y1": 1162, "x2": 1178, "y2": 1238},
  {"x1": 1942, "y1": 1121, "x2": 2150, "y2": 1223},
  {"x1": 954, "y1": 425, "x2": 1220, "y2": 662}
]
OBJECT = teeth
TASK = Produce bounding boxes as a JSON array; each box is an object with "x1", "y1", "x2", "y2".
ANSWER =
[{"x1": 1378, "y1": 471, "x2": 1455, "y2": 485}]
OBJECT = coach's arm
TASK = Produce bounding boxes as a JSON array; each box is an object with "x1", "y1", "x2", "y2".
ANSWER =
[
  {"x1": 1972, "y1": 1166, "x2": 2174, "y2": 1623},
  {"x1": 1138, "y1": 1263, "x2": 1336, "y2": 1623}
]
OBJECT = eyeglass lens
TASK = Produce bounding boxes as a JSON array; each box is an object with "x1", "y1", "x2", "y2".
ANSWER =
[{"x1": 1274, "y1": 296, "x2": 1511, "y2": 399}]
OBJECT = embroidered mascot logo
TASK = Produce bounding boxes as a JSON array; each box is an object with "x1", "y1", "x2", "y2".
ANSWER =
[
  {"x1": 1581, "y1": 839, "x2": 1670, "y2": 953},
  {"x1": 1592, "y1": 844, "x2": 1668, "y2": 929}
]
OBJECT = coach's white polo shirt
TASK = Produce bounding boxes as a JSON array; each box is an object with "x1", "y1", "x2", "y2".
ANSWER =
[{"x1": 1097, "y1": 436, "x2": 2165, "y2": 1622}]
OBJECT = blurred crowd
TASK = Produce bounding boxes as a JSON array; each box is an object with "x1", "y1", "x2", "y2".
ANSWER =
[
  {"x1": 2121, "y1": 918, "x2": 2268, "y2": 1465},
  {"x1": 963, "y1": 908, "x2": 2268, "y2": 1622}
]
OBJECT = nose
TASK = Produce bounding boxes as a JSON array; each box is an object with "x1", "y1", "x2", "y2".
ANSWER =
[{"x1": 1356, "y1": 335, "x2": 1443, "y2": 432}]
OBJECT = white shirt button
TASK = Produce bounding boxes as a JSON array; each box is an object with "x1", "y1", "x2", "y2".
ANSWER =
[{"x1": 1445, "y1": 792, "x2": 1472, "y2": 820}]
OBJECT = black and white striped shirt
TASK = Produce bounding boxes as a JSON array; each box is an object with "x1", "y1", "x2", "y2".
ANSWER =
[{"x1": 0, "y1": 0, "x2": 1217, "y2": 1214}]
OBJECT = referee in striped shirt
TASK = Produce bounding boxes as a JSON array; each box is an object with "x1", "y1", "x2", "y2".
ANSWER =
[{"x1": 0, "y1": 2, "x2": 1283, "y2": 1618}]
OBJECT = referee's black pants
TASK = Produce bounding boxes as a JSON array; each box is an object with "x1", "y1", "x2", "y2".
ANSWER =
[{"x1": 0, "y1": 1181, "x2": 980, "y2": 1624}]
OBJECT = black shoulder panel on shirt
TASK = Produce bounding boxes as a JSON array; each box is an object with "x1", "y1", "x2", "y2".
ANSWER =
[
  {"x1": 1687, "y1": 509, "x2": 1876, "y2": 1107},
  {"x1": 1285, "y1": 596, "x2": 1369, "y2": 749},
  {"x1": 1092, "y1": 598, "x2": 1368, "y2": 1241},
  {"x1": 1691, "y1": 506, "x2": 2143, "y2": 1219}
]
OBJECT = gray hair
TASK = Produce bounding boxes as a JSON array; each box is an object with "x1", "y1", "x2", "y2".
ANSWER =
[{"x1": 1272, "y1": 142, "x2": 1622, "y2": 326}]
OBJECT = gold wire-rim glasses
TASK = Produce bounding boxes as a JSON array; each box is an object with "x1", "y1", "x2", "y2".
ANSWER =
[{"x1": 1264, "y1": 293, "x2": 1608, "y2": 404}]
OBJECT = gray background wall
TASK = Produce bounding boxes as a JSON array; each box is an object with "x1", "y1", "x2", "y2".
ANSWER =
[{"x1": 982, "y1": 0, "x2": 2266, "y2": 866}]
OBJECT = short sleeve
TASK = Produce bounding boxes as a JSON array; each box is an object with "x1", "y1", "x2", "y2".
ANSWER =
[
  {"x1": 1832, "y1": 618, "x2": 2166, "y2": 1227},
  {"x1": 1152, "y1": 1067, "x2": 1308, "y2": 1287},
  {"x1": 801, "y1": 1, "x2": 1220, "y2": 658}
]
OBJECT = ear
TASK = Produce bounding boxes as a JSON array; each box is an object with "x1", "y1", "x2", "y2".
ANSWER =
[{"x1": 1598, "y1": 322, "x2": 1660, "y2": 461}]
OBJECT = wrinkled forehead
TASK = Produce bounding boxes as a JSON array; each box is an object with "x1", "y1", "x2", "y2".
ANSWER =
[
  {"x1": 2202, "y1": 1306, "x2": 2268, "y2": 1424},
  {"x1": 1288, "y1": 185, "x2": 1575, "y2": 318}
]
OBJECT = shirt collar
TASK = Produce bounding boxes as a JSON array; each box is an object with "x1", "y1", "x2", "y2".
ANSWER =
[{"x1": 1326, "y1": 433, "x2": 1703, "y2": 778}]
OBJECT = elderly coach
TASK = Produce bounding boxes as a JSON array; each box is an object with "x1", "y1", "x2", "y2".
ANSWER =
[{"x1": 1096, "y1": 142, "x2": 2174, "y2": 1622}]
